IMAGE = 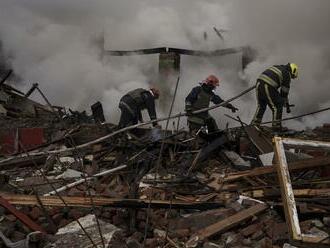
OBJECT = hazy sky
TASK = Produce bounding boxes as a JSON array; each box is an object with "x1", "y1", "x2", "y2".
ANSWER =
[{"x1": 0, "y1": 0, "x2": 329, "y2": 129}]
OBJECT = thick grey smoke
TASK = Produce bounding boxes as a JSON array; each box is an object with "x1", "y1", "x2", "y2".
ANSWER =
[
  {"x1": 0, "y1": 0, "x2": 329, "y2": 129},
  {"x1": 226, "y1": 0, "x2": 330, "y2": 129}
]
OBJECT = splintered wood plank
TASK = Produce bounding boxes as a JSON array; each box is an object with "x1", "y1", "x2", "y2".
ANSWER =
[
  {"x1": 0, "y1": 196, "x2": 46, "y2": 233},
  {"x1": 0, "y1": 194, "x2": 224, "y2": 210},
  {"x1": 242, "y1": 188, "x2": 330, "y2": 198},
  {"x1": 302, "y1": 234, "x2": 330, "y2": 245},
  {"x1": 224, "y1": 156, "x2": 330, "y2": 182},
  {"x1": 188, "y1": 203, "x2": 268, "y2": 242},
  {"x1": 274, "y1": 137, "x2": 302, "y2": 241},
  {"x1": 275, "y1": 137, "x2": 330, "y2": 244},
  {"x1": 244, "y1": 126, "x2": 273, "y2": 154}
]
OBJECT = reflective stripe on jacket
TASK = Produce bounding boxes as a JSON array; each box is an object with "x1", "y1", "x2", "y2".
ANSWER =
[{"x1": 258, "y1": 66, "x2": 283, "y2": 89}]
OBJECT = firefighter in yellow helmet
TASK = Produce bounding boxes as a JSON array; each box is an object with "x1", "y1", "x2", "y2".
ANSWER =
[{"x1": 251, "y1": 63, "x2": 298, "y2": 130}]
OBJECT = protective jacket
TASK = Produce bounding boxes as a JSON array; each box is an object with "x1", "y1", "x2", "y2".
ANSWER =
[
  {"x1": 118, "y1": 88, "x2": 157, "y2": 128},
  {"x1": 258, "y1": 64, "x2": 291, "y2": 103},
  {"x1": 185, "y1": 84, "x2": 233, "y2": 125},
  {"x1": 251, "y1": 64, "x2": 292, "y2": 128}
]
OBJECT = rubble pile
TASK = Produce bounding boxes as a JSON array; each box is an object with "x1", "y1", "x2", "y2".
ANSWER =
[{"x1": 0, "y1": 80, "x2": 330, "y2": 248}]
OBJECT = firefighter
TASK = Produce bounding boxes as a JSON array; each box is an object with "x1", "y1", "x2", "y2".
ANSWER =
[
  {"x1": 251, "y1": 63, "x2": 298, "y2": 130},
  {"x1": 185, "y1": 75, "x2": 238, "y2": 134},
  {"x1": 118, "y1": 87, "x2": 160, "y2": 128}
]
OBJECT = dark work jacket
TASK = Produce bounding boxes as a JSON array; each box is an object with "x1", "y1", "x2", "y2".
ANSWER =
[
  {"x1": 258, "y1": 64, "x2": 291, "y2": 101},
  {"x1": 185, "y1": 84, "x2": 233, "y2": 124},
  {"x1": 120, "y1": 88, "x2": 157, "y2": 121}
]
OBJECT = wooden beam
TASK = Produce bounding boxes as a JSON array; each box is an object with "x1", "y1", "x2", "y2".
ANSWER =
[
  {"x1": 187, "y1": 203, "x2": 268, "y2": 243},
  {"x1": 224, "y1": 156, "x2": 330, "y2": 182},
  {"x1": 0, "y1": 155, "x2": 47, "y2": 170},
  {"x1": 242, "y1": 188, "x2": 330, "y2": 198},
  {"x1": 282, "y1": 138, "x2": 330, "y2": 150},
  {"x1": 274, "y1": 137, "x2": 330, "y2": 244},
  {"x1": 274, "y1": 137, "x2": 302, "y2": 241},
  {"x1": 0, "y1": 70, "x2": 12, "y2": 86},
  {"x1": 44, "y1": 164, "x2": 127, "y2": 196},
  {"x1": 244, "y1": 126, "x2": 273, "y2": 154},
  {"x1": 302, "y1": 234, "x2": 330, "y2": 245},
  {"x1": 0, "y1": 194, "x2": 224, "y2": 210},
  {"x1": 0, "y1": 196, "x2": 46, "y2": 234}
]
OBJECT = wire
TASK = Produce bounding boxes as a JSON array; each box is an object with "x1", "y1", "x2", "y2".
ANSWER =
[
  {"x1": 0, "y1": 85, "x2": 256, "y2": 162},
  {"x1": 143, "y1": 76, "x2": 181, "y2": 246},
  {"x1": 225, "y1": 106, "x2": 330, "y2": 127},
  {"x1": 18, "y1": 141, "x2": 98, "y2": 248}
]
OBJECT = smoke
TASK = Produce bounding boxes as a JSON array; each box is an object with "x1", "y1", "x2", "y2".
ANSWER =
[
  {"x1": 0, "y1": 0, "x2": 329, "y2": 128},
  {"x1": 226, "y1": 0, "x2": 330, "y2": 129}
]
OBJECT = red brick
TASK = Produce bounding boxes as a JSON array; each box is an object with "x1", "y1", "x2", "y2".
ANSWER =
[
  {"x1": 10, "y1": 231, "x2": 26, "y2": 242},
  {"x1": 101, "y1": 210, "x2": 113, "y2": 219},
  {"x1": 173, "y1": 228, "x2": 190, "y2": 238},
  {"x1": 68, "y1": 187, "x2": 84, "y2": 196},
  {"x1": 251, "y1": 230, "x2": 264, "y2": 240},
  {"x1": 95, "y1": 183, "x2": 107, "y2": 194},
  {"x1": 112, "y1": 214, "x2": 125, "y2": 226},
  {"x1": 48, "y1": 207, "x2": 61, "y2": 216},
  {"x1": 145, "y1": 238, "x2": 159, "y2": 247},
  {"x1": 58, "y1": 218, "x2": 71, "y2": 228},
  {"x1": 29, "y1": 207, "x2": 42, "y2": 220},
  {"x1": 69, "y1": 209, "x2": 83, "y2": 220},
  {"x1": 5, "y1": 214, "x2": 17, "y2": 222},
  {"x1": 52, "y1": 213, "x2": 63, "y2": 225},
  {"x1": 241, "y1": 222, "x2": 263, "y2": 237},
  {"x1": 136, "y1": 210, "x2": 147, "y2": 220}
]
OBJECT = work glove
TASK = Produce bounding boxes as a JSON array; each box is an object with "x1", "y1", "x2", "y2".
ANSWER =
[
  {"x1": 286, "y1": 103, "x2": 291, "y2": 114},
  {"x1": 152, "y1": 121, "x2": 161, "y2": 129},
  {"x1": 286, "y1": 103, "x2": 295, "y2": 114},
  {"x1": 154, "y1": 124, "x2": 162, "y2": 129},
  {"x1": 230, "y1": 106, "x2": 239, "y2": 113},
  {"x1": 186, "y1": 109, "x2": 193, "y2": 116}
]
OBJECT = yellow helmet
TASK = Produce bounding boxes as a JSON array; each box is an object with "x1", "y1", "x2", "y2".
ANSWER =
[{"x1": 289, "y1": 63, "x2": 298, "y2": 79}]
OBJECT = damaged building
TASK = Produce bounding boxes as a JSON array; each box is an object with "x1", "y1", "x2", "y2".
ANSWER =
[
  {"x1": 0, "y1": 1, "x2": 330, "y2": 248},
  {"x1": 0, "y1": 60, "x2": 330, "y2": 248}
]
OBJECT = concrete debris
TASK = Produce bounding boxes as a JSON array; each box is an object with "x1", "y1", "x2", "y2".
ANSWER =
[
  {"x1": 54, "y1": 169, "x2": 84, "y2": 180},
  {"x1": 53, "y1": 214, "x2": 121, "y2": 247},
  {"x1": 0, "y1": 80, "x2": 330, "y2": 247},
  {"x1": 0, "y1": 231, "x2": 43, "y2": 248},
  {"x1": 258, "y1": 152, "x2": 274, "y2": 166},
  {"x1": 223, "y1": 150, "x2": 251, "y2": 170},
  {"x1": 282, "y1": 243, "x2": 298, "y2": 248}
]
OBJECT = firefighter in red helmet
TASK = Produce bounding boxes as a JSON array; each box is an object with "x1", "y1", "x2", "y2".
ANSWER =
[
  {"x1": 185, "y1": 75, "x2": 238, "y2": 134},
  {"x1": 118, "y1": 87, "x2": 160, "y2": 128}
]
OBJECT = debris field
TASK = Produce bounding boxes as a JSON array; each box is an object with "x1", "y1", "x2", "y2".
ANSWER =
[{"x1": 0, "y1": 74, "x2": 330, "y2": 248}]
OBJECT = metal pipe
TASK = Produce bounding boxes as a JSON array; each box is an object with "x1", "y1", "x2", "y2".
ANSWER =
[
  {"x1": 0, "y1": 70, "x2": 12, "y2": 86},
  {"x1": 24, "y1": 83, "x2": 39, "y2": 97}
]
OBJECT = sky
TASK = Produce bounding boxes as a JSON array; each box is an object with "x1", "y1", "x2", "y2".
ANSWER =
[{"x1": 0, "y1": 0, "x2": 329, "y2": 129}]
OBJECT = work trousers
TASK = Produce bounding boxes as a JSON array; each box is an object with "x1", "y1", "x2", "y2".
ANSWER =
[
  {"x1": 118, "y1": 102, "x2": 139, "y2": 129},
  {"x1": 188, "y1": 116, "x2": 219, "y2": 134},
  {"x1": 251, "y1": 81, "x2": 284, "y2": 127}
]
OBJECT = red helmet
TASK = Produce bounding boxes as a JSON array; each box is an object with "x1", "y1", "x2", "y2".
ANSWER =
[
  {"x1": 204, "y1": 75, "x2": 220, "y2": 87},
  {"x1": 150, "y1": 87, "x2": 160, "y2": 99}
]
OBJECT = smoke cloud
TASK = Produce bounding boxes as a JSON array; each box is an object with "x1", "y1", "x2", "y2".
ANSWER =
[{"x1": 0, "y1": 0, "x2": 329, "y2": 129}]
